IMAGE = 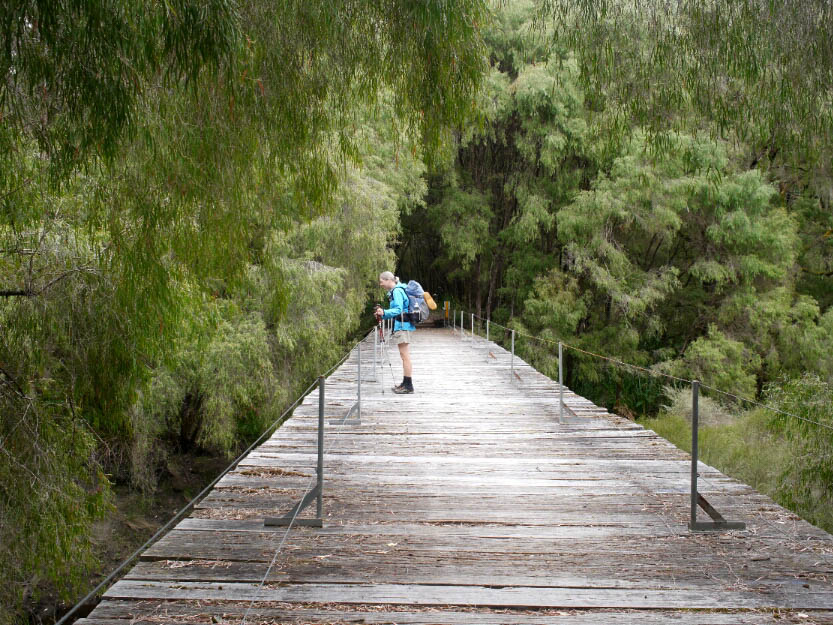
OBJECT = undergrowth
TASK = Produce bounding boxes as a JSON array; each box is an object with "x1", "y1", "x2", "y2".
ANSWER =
[{"x1": 641, "y1": 376, "x2": 833, "y2": 534}]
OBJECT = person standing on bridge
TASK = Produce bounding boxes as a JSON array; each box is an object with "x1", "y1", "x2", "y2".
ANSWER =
[{"x1": 375, "y1": 271, "x2": 415, "y2": 394}]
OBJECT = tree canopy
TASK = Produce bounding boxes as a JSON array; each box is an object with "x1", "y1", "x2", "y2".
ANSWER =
[
  {"x1": 0, "y1": 2, "x2": 487, "y2": 621},
  {"x1": 399, "y1": 0, "x2": 833, "y2": 407}
]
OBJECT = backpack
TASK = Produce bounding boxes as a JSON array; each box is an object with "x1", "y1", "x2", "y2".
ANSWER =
[{"x1": 392, "y1": 280, "x2": 433, "y2": 324}]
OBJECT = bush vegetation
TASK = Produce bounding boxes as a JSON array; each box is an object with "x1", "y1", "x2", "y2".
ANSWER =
[
  {"x1": 643, "y1": 375, "x2": 833, "y2": 534},
  {"x1": 0, "y1": 1, "x2": 486, "y2": 621}
]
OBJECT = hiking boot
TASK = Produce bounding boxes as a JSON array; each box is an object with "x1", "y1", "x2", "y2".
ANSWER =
[{"x1": 392, "y1": 384, "x2": 414, "y2": 394}]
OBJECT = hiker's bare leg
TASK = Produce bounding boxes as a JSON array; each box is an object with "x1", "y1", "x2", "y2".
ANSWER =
[{"x1": 398, "y1": 343, "x2": 412, "y2": 377}]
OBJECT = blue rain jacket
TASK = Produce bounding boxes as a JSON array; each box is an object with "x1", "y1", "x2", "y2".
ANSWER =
[{"x1": 383, "y1": 284, "x2": 415, "y2": 332}]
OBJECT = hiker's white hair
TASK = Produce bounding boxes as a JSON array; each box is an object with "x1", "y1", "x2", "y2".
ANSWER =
[{"x1": 379, "y1": 271, "x2": 395, "y2": 281}]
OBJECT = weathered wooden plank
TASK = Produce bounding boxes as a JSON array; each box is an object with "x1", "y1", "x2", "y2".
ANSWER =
[
  {"x1": 79, "y1": 601, "x2": 831, "y2": 625},
  {"x1": 141, "y1": 526, "x2": 828, "y2": 555},
  {"x1": 236, "y1": 454, "x2": 712, "y2": 469},
  {"x1": 170, "y1": 517, "x2": 786, "y2": 537},
  {"x1": 124, "y1": 559, "x2": 719, "y2": 588},
  {"x1": 103, "y1": 580, "x2": 833, "y2": 610},
  {"x1": 214, "y1": 474, "x2": 749, "y2": 495},
  {"x1": 124, "y1": 556, "x2": 832, "y2": 594}
]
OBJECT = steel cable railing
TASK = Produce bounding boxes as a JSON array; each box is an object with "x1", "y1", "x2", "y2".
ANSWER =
[
  {"x1": 242, "y1": 326, "x2": 399, "y2": 623},
  {"x1": 448, "y1": 305, "x2": 833, "y2": 532},
  {"x1": 451, "y1": 306, "x2": 833, "y2": 433},
  {"x1": 55, "y1": 329, "x2": 375, "y2": 625},
  {"x1": 240, "y1": 328, "x2": 376, "y2": 625}
]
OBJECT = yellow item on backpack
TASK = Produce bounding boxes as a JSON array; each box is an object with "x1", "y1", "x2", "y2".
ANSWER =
[{"x1": 423, "y1": 291, "x2": 437, "y2": 310}]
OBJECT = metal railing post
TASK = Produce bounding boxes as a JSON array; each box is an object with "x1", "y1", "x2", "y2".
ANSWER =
[
  {"x1": 357, "y1": 340, "x2": 362, "y2": 421},
  {"x1": 373, "y1": 326, "x2": 378, "y2": 382},
  {"x1": 471, "y1": 313, "x2": 475, "y2": 343},
  {"x1": 460, "y1": 311, "x2": 464, "y2": 334},
  {"x1": 690, "y1": 380, "x2": 699, "y2": 529},
  {"x1": 558, "y1": 342, "x2": 564, "y2": 424},
  {"x1": 511, "y1": 329, "x2": 515, "y2": 380},
  {"x1": 453, "y1": 308, "x2": 456, "y2": 331},
  {"x1": 316, "y1": 375, "x2": 324, "y2": 519},
  {"x1": 486, "y1": 319, "x2": 490, "y2": 343},
  {"x1": 687, "y1": 380, "x2": 745, "y2": 531}
]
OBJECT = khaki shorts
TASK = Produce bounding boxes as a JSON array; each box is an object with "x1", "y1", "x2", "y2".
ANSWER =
[{"x1": 389, "y1": 330, "x2": 412, "y2": 346}]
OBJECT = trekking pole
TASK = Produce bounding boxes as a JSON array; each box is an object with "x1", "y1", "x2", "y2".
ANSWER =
[
  {"x1": 373, "y1": 324, "x2": 378, "y2": 381},
  {"x1": 377, "y1": 317, "x2": 396, "y2": 392}
]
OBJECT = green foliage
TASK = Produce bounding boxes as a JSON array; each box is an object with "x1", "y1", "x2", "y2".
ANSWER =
[
  {"x1": 660, "y1": 326, "x2": 760, "y2": 399},
  {"x1": 1, "y1": 0, "x2": 239, "y2": 176},
  {"x1": 432, "y1": 184, "x2": 493, "y2": 275},
  {"x1": 401, "y1": 6, "x2": 592, "y2": 317},
  {"x1": 1, "y1": 1, "x2": 488, "y2": 621},
  {"x1": 522, "y1": 269, "x2": 586, "y2": 339},
  {"x1": 545, "y1": 0, "x2": 833, "y2": 175},
  {"x1": 765, "y1": 375, "x2": 833, "y2": 531},
  {"x1": 545, "y1": 0, "x2": 833, "y2": 315},
  {"x1": 794, "y1": 196, "x2": 833, "y2": 310},
  {"x1": 140, "y1": 298, "x2": 281, "y2": 456},
  {"x1": 0, "y1": 386, "x2": 111, "y2": 624}
]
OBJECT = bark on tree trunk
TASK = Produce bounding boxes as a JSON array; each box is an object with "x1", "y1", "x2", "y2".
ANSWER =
[
  {"x1": 475, "y1": 256, "x2": 482, "y2": 321},
  {"x1": 486, "y1": 256, "x2": 497, "y2": 320}
]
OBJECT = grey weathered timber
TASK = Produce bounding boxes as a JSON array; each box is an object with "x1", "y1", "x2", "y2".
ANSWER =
[
  {"x1": 82, "y1": 328, "x2": 833, "y2": 625},
  {"x1": 76, "y1": 603, "x2": 825, "y2": 625}
]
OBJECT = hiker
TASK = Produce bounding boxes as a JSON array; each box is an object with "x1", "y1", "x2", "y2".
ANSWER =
[{"x1": 375, "y1": 271, "x2": 415, "y2": 394}]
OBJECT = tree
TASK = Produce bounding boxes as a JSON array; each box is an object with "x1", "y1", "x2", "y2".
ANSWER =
[
  {"x1": 404, "y1": 0, "x2": 833, "y2": 415},
  {"x1": 543, "y1": 0, "x2": 833, "y2": 307},
  {"x1": 1, "y1": 1, "x2": 489, "y2": 620},
  {"x1": 400, "y1": 0, "x2": 593, "y2": 319}
]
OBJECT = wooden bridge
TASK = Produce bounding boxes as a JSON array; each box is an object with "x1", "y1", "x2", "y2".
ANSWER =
[{"x1": 80, "y1": 327, "x2": 833, "y2": 624}]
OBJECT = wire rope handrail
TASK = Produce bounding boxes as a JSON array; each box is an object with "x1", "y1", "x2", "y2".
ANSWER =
[
  {"x1": 455, "y1": 308, "x2": 833, "y2": 433},
  {"x1": 452, "y1": 305, "x2": 832, "y2": 530},
  {"x1": 55, "y1": 329, "x2": 375, "y2": 625},
  {"x1": 242, "y1": 327, "x2": 396, "y2": 624}
]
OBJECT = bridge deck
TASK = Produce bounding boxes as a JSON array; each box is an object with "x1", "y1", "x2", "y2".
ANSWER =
[{"x1": 81, "y1": 327, "x2": 833, "y2": 624}]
